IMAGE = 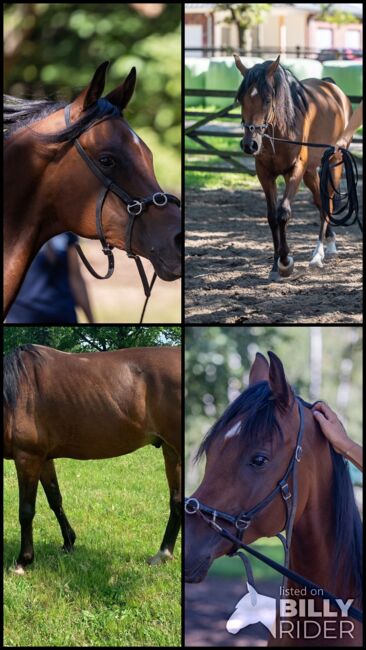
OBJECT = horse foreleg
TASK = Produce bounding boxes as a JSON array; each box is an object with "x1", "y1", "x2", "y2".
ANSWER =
[
  {"x1": 13, "y1": 452, "x2": 44, "y2": 574},
  {"x1": 40, "y1": 459, "x2": 76, "y2": 552},
  {"x1": 148, "y1": 443, "x2": 181, "y2": 566},
  {"x1": 277, "y1": 164, "x2": 305, "y2": 277},
  {"x1": 256, "y1": 164, "x2": 279, "y2": 279}
]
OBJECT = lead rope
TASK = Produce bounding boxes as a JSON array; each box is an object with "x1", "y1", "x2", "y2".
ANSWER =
[
  {"x1": 260, "y1": 132, "x2": 361, "y2": 231},
  {"x1": 135, "y1": 265, "x2": 157, "y2": 324}
]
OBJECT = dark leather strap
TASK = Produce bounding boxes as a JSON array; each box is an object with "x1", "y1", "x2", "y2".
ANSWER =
[
  {"x1": 75, "y1": 243, "x2": 114, "y2": 280},
  {"x1": 64, "y1": 103, "x2": 181, "y2": 321}
]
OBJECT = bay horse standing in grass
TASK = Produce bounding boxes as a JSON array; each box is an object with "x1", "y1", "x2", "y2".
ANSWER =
[
  {"x1": 4, "y1": 345, "x2": 181, "y2": 574},
  {"x1": 234, "y1": 55, "x2": 352, "y2": 280}
]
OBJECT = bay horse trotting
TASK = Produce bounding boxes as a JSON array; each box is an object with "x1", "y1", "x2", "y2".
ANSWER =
[
  {"x1": 234, "y1": 54, "x2": 353, "y2": 280},
  {"x1": 4, "y1": 345, "x2": 181, "y2": 574}
]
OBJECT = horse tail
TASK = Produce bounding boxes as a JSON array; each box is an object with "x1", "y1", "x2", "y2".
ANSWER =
[{"x1": 3, "y1": 344, "x2": 42, "y2": 411}]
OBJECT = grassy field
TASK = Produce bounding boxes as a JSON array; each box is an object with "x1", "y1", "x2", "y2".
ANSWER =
[{"x1": 4, "y1": 447, "x2": 181, "y2": 647}]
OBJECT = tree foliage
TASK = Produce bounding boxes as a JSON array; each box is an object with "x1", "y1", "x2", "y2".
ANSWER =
[
  {"x1": 4, "y1": 3, "x2": 181, "y2": 189},
  {"x1": 3, "y1": 325, "x2": 181, "y2": 354},
  {"x1": 215, "y1": 3, "x2": 271, "y2": 49}
]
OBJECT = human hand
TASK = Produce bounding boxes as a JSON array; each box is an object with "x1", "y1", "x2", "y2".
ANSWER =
[{"x1": 312, "y1": 402, "x2": 351, "y2": 454}]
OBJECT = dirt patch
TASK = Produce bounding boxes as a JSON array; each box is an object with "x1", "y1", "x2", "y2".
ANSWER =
[{"x1": 185, "y1": 187, "x2": 362, "y2": 323}]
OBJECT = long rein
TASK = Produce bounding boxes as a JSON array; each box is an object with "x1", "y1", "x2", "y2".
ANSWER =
[{"x1": 199, "y1": 512, "x2": 363, "y2": 624}]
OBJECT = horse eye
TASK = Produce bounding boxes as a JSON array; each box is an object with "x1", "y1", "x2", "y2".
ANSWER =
[
  {"x1": 252, "y1": 455, "x2": 268, "y2": 467},
  {"x1": 99, "y1": 156, "x2": 114, "y2": 167}
]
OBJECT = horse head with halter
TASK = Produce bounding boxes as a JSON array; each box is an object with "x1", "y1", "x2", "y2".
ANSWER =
[
  {"x1": 234, "y1": 54, "x2": 278, "y2": 156},
  {"x1": 60, "y1": 62, "x2": 181, "y2": 319},
  {"x1": 185, "y1": 350, "x2": 304, "y2": 584}
]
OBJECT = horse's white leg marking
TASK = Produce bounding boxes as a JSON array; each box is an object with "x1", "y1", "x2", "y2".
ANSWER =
[
  {"x1": 309, "y1": 240, "x2": 325, "y2": 268},
  {"x1": 10, "y1": 565, "x2": 26, "y2": 576},
  {"x1": 325, "y1": 235, "x2": 338, "y2": 257},
  {"x1": 147, "y1": 549, "x2": 173, "y2": 566}
]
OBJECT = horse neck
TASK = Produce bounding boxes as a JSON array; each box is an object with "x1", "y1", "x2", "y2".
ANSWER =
[{"x1": 4, "y1": 129, "x2": 64, "y2": 314}]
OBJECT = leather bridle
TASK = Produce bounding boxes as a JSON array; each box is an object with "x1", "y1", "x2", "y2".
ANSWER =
[
  {"x1": 64, "y1": 104, "x2": 181, "y2": 322},
  {"x1": 185, "y1": 398, "x2": 304, "y2": 572},
  {"x1": 241, "y1": 86, "x2": 276, "y2": 134}
]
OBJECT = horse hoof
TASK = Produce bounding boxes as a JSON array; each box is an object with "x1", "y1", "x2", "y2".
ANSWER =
[
  {"x1": 268, "y1": 271, "x2": 283, "y2": 282},
  {"x1": 278, "y1": 256, "x2": 294, "y2": 277},
  {"x1": 147, "y1": 549, "x2": 173, "y2": 566},
  {"x1": 62, "y1": 544, "x2": 75, "y2": 553},
  {"x1": 11, "y1": 565, "x2": 26, "y2": 576},
  {"x1": 325, "y1": 237, "x2": 338, "y2": 258},
  {"x1": 309, "y1": 257, "x2": 324, "y2": 269}
]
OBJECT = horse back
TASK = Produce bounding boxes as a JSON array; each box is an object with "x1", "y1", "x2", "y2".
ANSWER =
[{"x1": 4, "y1": 345, "x2": 181, "y2": 460}]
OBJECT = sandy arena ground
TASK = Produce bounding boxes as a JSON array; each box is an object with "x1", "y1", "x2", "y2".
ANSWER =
[{"x1": 185, "y1": 186, "x2": 362, "y2": 324}]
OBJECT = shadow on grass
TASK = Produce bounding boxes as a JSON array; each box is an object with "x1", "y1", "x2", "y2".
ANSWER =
[{"x1": 3, "y1": 535, "x2": 170, "y2": 607}]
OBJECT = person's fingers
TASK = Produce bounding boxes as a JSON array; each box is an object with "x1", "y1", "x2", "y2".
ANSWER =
[
  {"x1": 312, "y1": 410, "x2": 327, "y2": 424},
  {"x1": 312, "y1": 401, "x2": 333, "y2": 419}
]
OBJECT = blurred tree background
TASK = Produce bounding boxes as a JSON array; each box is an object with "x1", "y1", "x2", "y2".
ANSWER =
[
  {"x1": 186, "y1": 326, "x2": 362, "y2": 492},
  {"x1": 4, "y1": 2, "x2": 181, "y2": 191},
  {"x1": 3, "y1": 325, "x2": 181, "y2": 353}
]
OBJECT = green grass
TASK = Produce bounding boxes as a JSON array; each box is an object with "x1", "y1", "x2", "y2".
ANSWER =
[
  {"x1": 208, "y1": 538, "x2": 288, "y2": 581},
  {"x1": 4, "y1": 448, "x2": 181, "y2": 647},
  {"x1": 185, "y1": 170, "x2": 262, "y2": 190}
]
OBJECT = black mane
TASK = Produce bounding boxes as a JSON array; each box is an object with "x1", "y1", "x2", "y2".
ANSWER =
[
  {"x1": 3, "y1": 344, "x2": 43, "y2": 410},
  {"x1": 196, "y1": 381, "x2": 291, "y2": 461},
  {"x1": 4, "y1": 95, "x2": 121, "y2": 143}
]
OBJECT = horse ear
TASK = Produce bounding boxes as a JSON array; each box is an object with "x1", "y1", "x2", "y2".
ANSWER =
[
  {"x1": 106, "y1": 67, "x2": 137, "y2": 111},
  {"x1": 233, "y1": 53, "x2": 247, "y2": 76},
  {"x1": 268, "y1": 351, "x2": 292, "y2": 412},
  {"x1": 249, "y1": 352, "x2": 269, "y2": 385},
  {"x1": 266, "y1": 55, "x2": 280, "y2": 81},
  {"x1": 72, "y1": 61, "x2": 109, "y2": 114}
]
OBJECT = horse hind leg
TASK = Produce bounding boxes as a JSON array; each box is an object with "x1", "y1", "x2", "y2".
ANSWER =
[
  {"x1": 304, "y1": 167, "x2": 340, "y2": 268},
  {"x1": 40, "y1": 459, "x2": 76, "y2": 552},
  {"x1": 148, "y1": 442, "x2": 181, "y2": 566},
  {"x1": 303, "y1": 169, "x2": 328, "y2": 268}
]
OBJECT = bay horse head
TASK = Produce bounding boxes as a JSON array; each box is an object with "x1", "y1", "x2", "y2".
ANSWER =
[
  {"x1": 234, "y1": 55, "x2": 308, "y2": 157},
  {"x1": 54, "y1": 62, "x2": 181, "y2": 281},
  {"x1": 185, "y1": 351, "x2": 307, "y2": 583},
  {"x1": 234, "y1": 54, "x2": 280, "y2": 155}
]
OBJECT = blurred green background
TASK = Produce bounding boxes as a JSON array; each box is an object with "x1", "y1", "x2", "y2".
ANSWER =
[{"x1": 4, "y1": 2, "x2": 181, "y2": 192}]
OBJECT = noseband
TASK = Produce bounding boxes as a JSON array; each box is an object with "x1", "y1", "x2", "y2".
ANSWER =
[
  {"x1": 64, "y1": 104, "x2": 181, "y2": 322},
  {"x1": 185, "y1": 398, "x2": 304, "y2": 571}
]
